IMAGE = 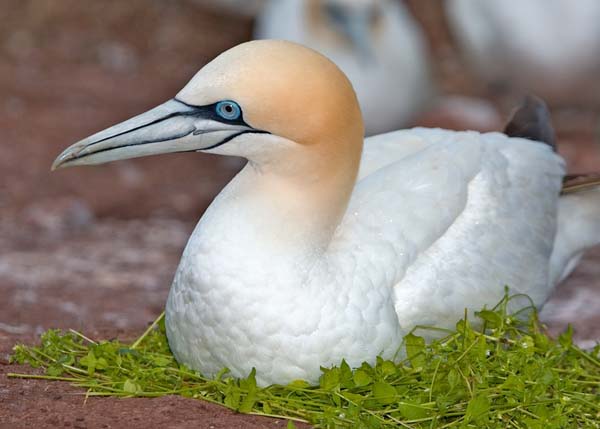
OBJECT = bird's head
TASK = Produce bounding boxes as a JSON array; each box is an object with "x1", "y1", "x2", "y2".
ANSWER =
[{"x1": 52, "y1": 40, "x2": 364, "y2": 179}]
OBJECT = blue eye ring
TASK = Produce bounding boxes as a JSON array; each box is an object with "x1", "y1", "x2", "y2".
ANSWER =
[{"x1": 215, "y1": 100, "x2": 241, "y2": 121}]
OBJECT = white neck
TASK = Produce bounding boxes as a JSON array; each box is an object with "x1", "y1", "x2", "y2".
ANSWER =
[
  {"x1": 183, "y1": 161, "x2": 353, "y2": 287},
  {"x1": 167, "y1": 158, "x2": 402, "y2": 385}
]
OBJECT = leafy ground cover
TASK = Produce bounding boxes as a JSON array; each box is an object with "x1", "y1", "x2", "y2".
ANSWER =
[{"x1": 9, "y1": 294, "x2": 600, "y2": 428}]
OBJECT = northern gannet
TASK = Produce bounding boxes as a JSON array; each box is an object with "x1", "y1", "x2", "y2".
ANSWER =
[
  {"x1": 255, "y1": 0, "x2": 434, "y2": 135},
  {"x1": 445, "y1": 0, "x2": 600, "y2": 100},
  {"x1": 53, "y1": 40, "x2": 600, "y2": 386}
]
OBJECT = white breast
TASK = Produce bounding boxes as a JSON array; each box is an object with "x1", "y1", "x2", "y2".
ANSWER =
[{"x1": 165, "y1": 128, "x2": 565, "y2": 386}]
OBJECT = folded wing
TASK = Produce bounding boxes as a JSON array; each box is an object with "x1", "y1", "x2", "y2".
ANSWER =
[{"x1": 332, "y1": 128, "x2": 565, "y2": 332}]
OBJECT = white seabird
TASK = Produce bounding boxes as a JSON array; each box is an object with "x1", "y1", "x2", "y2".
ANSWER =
[
  {"x1": 445, "y1": 0, "x2": 600, "y2": 100},
  {"x1": 53, "y1": 40, "x2": 600, "y2": 386}
]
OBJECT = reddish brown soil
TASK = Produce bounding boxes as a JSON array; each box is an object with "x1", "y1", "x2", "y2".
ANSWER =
[
  {"x1": 1, "y1": 1, "x2": 599, "y2": 428},
  {"x1": 0, "y1": 362, "x2": 305, "y2": 429}
]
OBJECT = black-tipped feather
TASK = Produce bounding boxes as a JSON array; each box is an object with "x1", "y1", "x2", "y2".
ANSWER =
[
  {"x1": 561, "y1": 173, "x2": 600, "y2": 195},
  {"x1": 504, "y1": 95, "x2": 556, "y2": 151}
]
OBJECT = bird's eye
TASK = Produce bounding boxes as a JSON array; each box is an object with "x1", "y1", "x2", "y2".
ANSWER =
[{"x1": 216, "y1": 101, "x2": 241, "y2": 121}]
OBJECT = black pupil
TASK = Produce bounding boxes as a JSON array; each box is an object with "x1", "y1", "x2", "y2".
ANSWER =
[{"x1": 224, "y1": 104, "x2": 233, "y2": 114}]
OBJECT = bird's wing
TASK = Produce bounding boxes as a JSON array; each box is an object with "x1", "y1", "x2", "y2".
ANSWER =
[
  {"x1": 331, "y1": 128, "x2": 564, "y2": 330},
  {"x1": 358, "y1": 129, "x2": 434, "y2": 179}
]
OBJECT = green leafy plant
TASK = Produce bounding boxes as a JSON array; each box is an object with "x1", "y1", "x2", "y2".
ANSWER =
[{"x1": 9, "y1": 294, "x2": 600, "y2": 428}]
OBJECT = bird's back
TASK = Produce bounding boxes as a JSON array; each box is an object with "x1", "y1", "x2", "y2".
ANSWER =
[{"x1": 335, "y1": 128, "x2": 565, "y2": 332}]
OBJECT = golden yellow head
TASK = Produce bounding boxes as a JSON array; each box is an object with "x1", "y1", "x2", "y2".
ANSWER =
[
  {"x1": 52, "y1": 40, "x2": 364, "y2": 179},
  {"x1": 178, "y1": 39, "x2": 364, "y2": 147}
]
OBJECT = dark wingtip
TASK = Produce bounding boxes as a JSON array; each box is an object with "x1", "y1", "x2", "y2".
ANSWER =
[
  {"x1": 562, "y1": 173, "x2": 600, "y2": 195},
  {"x1": 503, "y1": 95, "x2": 556, "y2": 151}
]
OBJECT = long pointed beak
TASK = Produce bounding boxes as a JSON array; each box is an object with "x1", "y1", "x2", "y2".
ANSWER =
[{"x1": 52, "y1": 98, "x2": 257, "y2": 170}]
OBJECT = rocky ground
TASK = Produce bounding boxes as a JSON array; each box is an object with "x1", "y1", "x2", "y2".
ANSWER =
[{"x1": 1, "y1": 1, "x2": 599, "y2": 428}]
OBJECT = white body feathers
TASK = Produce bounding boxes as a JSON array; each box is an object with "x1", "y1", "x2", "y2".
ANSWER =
[{"x1": 166, "y1": 128, "x2": 575, "y2": 386}]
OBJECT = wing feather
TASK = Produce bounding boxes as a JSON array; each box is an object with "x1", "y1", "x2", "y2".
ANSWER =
[{"x1": 332, "y1": 128, "x2": 565, "y2": 333}]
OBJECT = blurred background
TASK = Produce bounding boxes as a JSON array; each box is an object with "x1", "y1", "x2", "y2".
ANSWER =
[{"x1": 2, "y1": 0, "x2": 600, "y2": 353}]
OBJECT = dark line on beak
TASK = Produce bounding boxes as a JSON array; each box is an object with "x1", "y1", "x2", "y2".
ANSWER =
[
  {"x1": 173, "y1": 98, "x2": 203, "y2": 109},
  {"x1": 64, "y1": 129, "x2": 271, "y2": 164},
  {"x1": 86, "y1": 100, "x2": 202, "y2": 149},
  {"x1": 67, "y1": 129, "x2": 196, "y2": 161},
  {"x1": 84, "y1": 99, "x2": 258, "y2": 150},
  {"x1": 201, "y1": 129, "x2": 271, "y2": 151}
]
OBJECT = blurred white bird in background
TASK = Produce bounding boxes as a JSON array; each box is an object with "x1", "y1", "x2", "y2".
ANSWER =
[
  {"x1": 446, "y1": 0, "x2": 600, "y2": 103},
  {"x1": 255, "y1": 0, "x2": 435, "y2": 135}
]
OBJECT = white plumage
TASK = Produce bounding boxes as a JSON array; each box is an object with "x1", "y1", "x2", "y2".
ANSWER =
[
  {"x1": 446, "y1": 0, "x2": 600, "y2": 99},
  {"x1": 166, "y1": 129, "x2": 568, "y2": 385},
  {"x1": 53, "y1": 40, "x2": 600, "y2": 386}
]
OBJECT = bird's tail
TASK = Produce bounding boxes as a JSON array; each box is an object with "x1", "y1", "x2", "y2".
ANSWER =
[
  {"x1": 501, "y1": 95, "x2": 600, "y2": 286},
  {"x1": 550, "y1": 175, "x2": 600, "y2": 284}
]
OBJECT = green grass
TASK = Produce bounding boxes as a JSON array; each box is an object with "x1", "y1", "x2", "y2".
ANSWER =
[{"x1": 9, "y1": 294, "x2": 600, "y2": 428}]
